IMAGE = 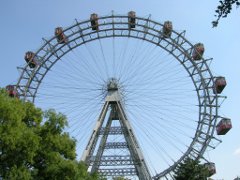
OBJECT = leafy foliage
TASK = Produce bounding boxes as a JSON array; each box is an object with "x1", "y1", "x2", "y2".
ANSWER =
[
  {"x1": 0, "y1": 89, "x2": 98, "y2": 180},
  {"x1": 173, "y1": 157, "x2": 209, "y2": 180},
  {"x1": 213, "y1": 0, "x2": 240, "y2": 27},
  {"x1": 113, "y1": 177, "x2": 123, "y2": 180}
]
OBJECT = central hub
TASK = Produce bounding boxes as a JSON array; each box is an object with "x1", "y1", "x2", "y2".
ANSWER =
[
  {"x1": 107, "y1": 78, "x2": 119, "y2": 91},
  {"x1": 105, "y1": 78, "x2": 122, "y2": 103}
]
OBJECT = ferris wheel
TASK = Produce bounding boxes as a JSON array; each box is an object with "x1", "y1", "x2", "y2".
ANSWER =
[{"x1": 12, "y1": 12, "x2": 232, "y2": 179}]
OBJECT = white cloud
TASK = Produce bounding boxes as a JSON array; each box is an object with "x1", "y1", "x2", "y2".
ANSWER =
[{"x1": 234, "y1": 147, "x2": 240, "y2": 156}]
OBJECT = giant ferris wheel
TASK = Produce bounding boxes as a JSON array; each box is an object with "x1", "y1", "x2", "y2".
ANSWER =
[{"x1": 13, "y1": 12, "x2": 232, "y2": 179}]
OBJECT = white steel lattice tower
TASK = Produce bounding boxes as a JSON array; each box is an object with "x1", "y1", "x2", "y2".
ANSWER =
[{"x1": 81, "y1": 78, "x2": 151, "y2": 179}]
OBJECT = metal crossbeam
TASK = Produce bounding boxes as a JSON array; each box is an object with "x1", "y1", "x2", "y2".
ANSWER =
[
  {"x1": 98, "y1": 168, "x2": 137, "y2": 176},
  {"x1": 104, "y1": 142, "x2": 128, "y2": 149},
  {"x1": 89, "y1": 155, "x2": 137, "y2": 166},
  {"x1": 99, "y1": 126, "x2": 123, "y2": 135}
]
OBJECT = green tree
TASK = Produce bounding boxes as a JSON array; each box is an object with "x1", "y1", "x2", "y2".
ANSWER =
[
  {"x1": 113, "y1": 177, "x2": 126, "y2": 180},
  {"x1": 213, "y1": 0, "x2": 240, "y2": 27},
  {"x1": 0, "y1": 89, "x2": 98, "y2": 180},
  {"x1": 173, "y1": 157, "x2": 209, "y2": 180}
]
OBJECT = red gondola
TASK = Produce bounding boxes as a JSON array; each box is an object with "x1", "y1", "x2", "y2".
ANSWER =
[
  {"x1": 24, "y1": 51, "x2": 38, "y2": 68},
  {"x1": 90, "y1": 13, "x2": 99, "y2": 31},
  {"x1": 6, "y1": 85, "x2": 18, "y2": 98},
  {"x1": 162, "y1": 21, "x2": 172, "y2": 38},
  {"x1": 128, "y1": 11, "x2": 136, "y2": 29},
  {"x1": 204, "y1": 162, "x2": 216, "y2": 177},
  {"x1": 192, "y1": 43, "x2": 204, "y2": 60},
  {"x1": 213, "y1": 76, "x2": 226, "y2": 94},
  {"x1": 55, "y1": 27, "x2": 68, "y2": 44},
  {"x1": 216, "y1": 118, "x2": 232, "y2": 135}
]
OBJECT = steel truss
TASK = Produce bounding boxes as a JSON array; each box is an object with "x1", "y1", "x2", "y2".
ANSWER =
[
  {"x1": 16, "y1": 13, "x2": 226, "y2": 179},
  {"x1": 98, "y1": 168, "x2": 137, "y2": 176},
  {"x1": 81, "y1": 88, "x2": 152, "y2": 179}
]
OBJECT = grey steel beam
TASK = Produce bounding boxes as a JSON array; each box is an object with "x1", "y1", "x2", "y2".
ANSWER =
[
  {"x1": 98, "y1": 168, "x2": 137, "y2": 176},
  {"x1": 99, "y1": 126, "x2": 124, "y2": 135},
  {"x1": 81, "y1": 101, "x2": 109, "y2": 163},
  {"x1": 91, "y1": 109, "x2": 114, "y2": 173},
  {"x1": 89, "y1": 155, "x2": 137, "y2": 166},
  {"x1": 104, "y1": 142, "x2": 128, "y2": 149},
  {"x1": 116, "y1": 101, "x2": 152, "y2": 180}
]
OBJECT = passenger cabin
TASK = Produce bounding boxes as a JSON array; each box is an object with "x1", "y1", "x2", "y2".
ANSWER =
[
  {"x1": 192, "y1": 43, "x2": 204, "y2": 60},
  {"x1": 214, "y1": 76, "x2": 226, "y2": 94},
  {"x1": 128, "y1": 11, "x2": 136, "y2": 28},
  {"x1": 216, "y1": 118, "x2": 232, "y2": 135},
  {"x1": 24, "y1": 51, "x2": 38, "y2": 68},
  {"x1": 90, "y1": 13, "x2": 99, "y2": 31},
  {"x1": 162, "y1": 21, "x2": 172, "y2": 38},
  {"x1": 6, "y1": 85, "x2": 18, "y2": 98},
  {"x1": 55, "y1": 27, "x2": 68, "y2": 44},
  {"x1": 204, "y1": 162, "x2": 216, "y2": 177}
]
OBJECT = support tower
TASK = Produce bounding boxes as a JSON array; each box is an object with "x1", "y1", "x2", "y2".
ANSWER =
[{"x1": 81, "y1": 78, "x2": 151, "y2": 179}]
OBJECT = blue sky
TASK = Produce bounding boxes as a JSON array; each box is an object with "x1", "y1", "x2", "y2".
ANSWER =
[{"x1": 0, "y1": 1, "x2": 240, "y2": 179}]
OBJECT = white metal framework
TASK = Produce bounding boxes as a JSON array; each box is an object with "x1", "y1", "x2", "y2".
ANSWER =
[
  {"x1": 16, "y1": 13, "x2": 226, "y2": 179},
  {"x1": 81, "y1": 78, "x2": 151, "y2": 179}
]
